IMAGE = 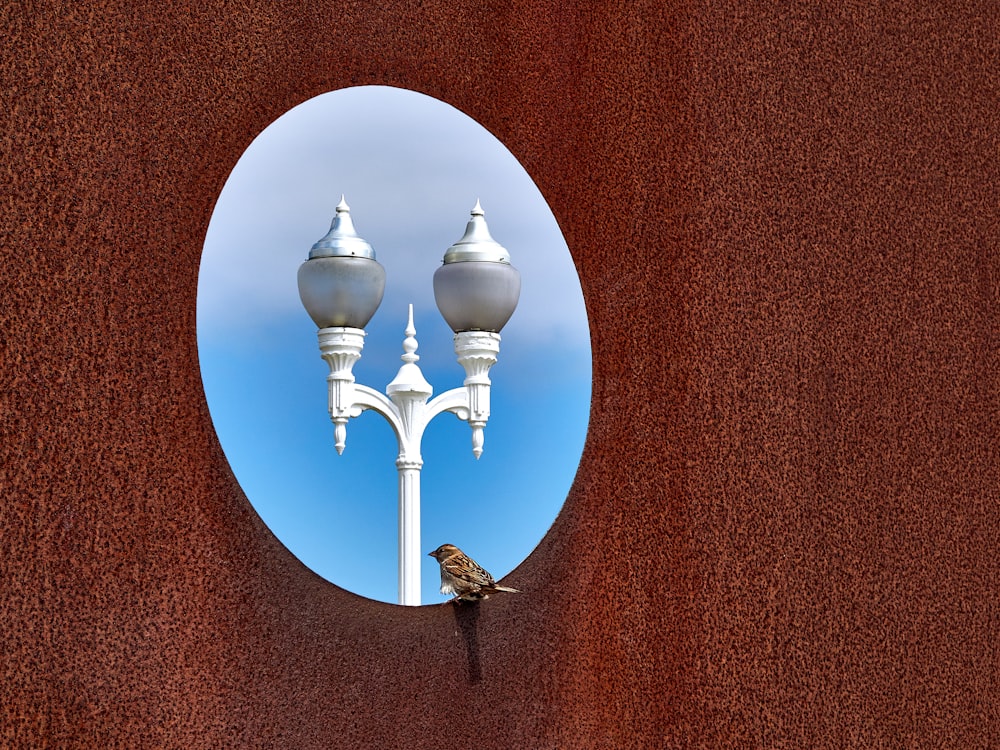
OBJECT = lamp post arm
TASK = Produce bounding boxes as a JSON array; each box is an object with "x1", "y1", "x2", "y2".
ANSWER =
[
  {"x1": 425, "y1": 386, "x2": 470, "y2": 423},
  {"x1": 425, "y1": 385, "x2": 490, "y2": 459},
  {"x1": 350, "y1": 384, "x2": 405, "y2": 437}
]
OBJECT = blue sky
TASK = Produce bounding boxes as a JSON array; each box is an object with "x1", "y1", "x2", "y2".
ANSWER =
[{"x1": 198, "y1": 86, "x2": 591, "y2": 605}]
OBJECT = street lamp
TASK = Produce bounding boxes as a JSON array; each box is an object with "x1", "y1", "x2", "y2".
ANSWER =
[{"x1": 297, "y1": 197, "x2": 520, "y2": 606}]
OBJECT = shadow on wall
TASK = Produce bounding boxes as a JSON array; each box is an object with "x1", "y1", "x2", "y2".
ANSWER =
[{"x1": 453, "y1": 602, "x2": 482, "y2": 684}]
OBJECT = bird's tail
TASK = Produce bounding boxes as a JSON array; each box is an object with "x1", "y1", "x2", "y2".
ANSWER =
[{"x1": 492, "y1": 585, "x2": 520, "y2": 594}]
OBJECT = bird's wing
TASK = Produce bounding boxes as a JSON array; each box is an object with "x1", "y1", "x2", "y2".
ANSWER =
[{"x1": 442, "y1": 554, "x2": 495, "y2": 587}]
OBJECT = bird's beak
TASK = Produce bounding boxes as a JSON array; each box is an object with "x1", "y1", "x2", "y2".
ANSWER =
[{"x1": 427, "y1": 551, "x2": 434, "y2": 557}]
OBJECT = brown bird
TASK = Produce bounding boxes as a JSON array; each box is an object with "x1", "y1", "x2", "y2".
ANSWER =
[{"x1": 428, "y1": 543, "x2": 520, "y2": 602}]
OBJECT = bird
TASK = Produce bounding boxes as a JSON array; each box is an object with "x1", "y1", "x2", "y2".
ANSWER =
[{"x1": 428, "y1": 543, "x2": 520, "y2": 602}]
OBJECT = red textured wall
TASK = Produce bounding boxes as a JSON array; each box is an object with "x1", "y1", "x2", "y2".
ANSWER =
[{"x1": 3, "y1": 2, "x2": 997, "y2": 747}]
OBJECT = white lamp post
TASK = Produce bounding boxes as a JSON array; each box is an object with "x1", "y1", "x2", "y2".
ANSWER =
[{"x1": 297, "y1": 198, "x2": 520, "y2": 606}]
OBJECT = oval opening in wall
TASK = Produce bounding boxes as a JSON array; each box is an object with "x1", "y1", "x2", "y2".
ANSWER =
[{"x1": 198, "y1": 86, "x2": 591, "y2": 605}]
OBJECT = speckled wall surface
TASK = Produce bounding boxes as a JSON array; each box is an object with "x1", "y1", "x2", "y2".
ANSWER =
[{"x1": 2, "y1": 2, "x2": 997, "y2": 747}]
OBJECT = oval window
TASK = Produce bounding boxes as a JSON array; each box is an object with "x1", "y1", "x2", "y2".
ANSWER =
[{"x1": 198, "y1": 86, "x2": 590, "y2": 605}]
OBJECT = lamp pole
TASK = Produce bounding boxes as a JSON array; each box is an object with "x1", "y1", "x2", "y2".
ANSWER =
[{"x1": 297, "y1": 199, "x2": 520, "y2": 606}]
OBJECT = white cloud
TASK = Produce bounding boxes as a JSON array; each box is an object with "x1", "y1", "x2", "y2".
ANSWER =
[{"x1": 198, "y1": 86, "x2": 590, "y2": 353}]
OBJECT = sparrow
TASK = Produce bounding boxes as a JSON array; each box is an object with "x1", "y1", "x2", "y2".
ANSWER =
[{"x1": 428, "y1": 543, "x2": 520, "y2": 602}]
